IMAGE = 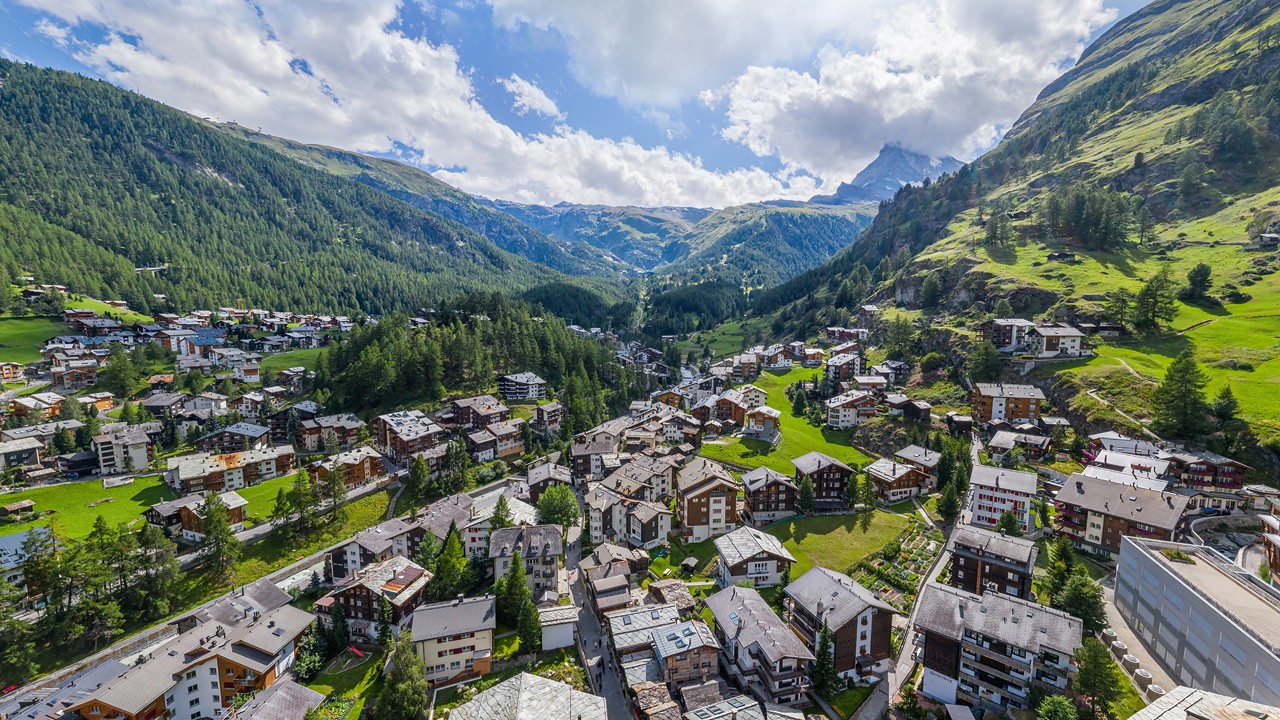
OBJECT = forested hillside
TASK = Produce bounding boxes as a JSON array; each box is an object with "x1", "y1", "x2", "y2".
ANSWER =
[
  {"x1": 219, "y1": 126, "x2": 624, "y2": 277},
  {"x1": 751, "y1": 0, "x2": 1280, "y2": 452},
  {"x1": 0, "y1": 61, "x2": 578, "y2": 315}
]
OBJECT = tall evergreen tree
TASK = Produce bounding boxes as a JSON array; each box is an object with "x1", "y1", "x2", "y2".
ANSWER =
[
  {"x1": 517, "y1": 598, "x2": 542, "y2": 654},
  {"x1": 428, "y1": 525, "x2": 469, "y2": 601},
  {"x1": 376, "y1": 633, "x2": 431, "y2": 720},
  {"x1": 797, "y1": 476, "x2": 816, "y2": 514},
  {"x1": 937, "y1": 481, "x2": 961, "y2": 525},
  {"x1": 1075, "y1": 637, "x2": 1124, "y2": 718},
  {"x1": 198, "y1": 493, "x2": 241, "y2": 583},
  {"x1": 1153, "y1": 349, "x2": 1209, "y2": 438},
  {"x1": 491, "y1": 494, "x2": 515, "y2": 531},
  {"x1": 812, "y1": 622, "x2": 841, "y2": 696}
]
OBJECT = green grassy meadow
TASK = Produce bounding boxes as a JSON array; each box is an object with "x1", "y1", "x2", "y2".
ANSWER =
[
  {"x1": 0, "y1": 475, "x2": 174, "y2": 540},
  {"x1": 0, "y1": 317, "x2": 66, "y2": 363},
  {"x1": 698, "y1": 367, "x2": 872, "y2": 473},
  {"x1": 233, "y1": 473, "x2": 296, "y2": 525},
  {"x1": 260, "y1": 347, "x2": 325, "y2": 373},
  {"x1": 765, "y1": 512, "x2": 913, "y2": 578}
]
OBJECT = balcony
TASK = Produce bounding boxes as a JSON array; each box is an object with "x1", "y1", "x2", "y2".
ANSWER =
[{"x1": 961, "y1": 638, "x2": 1031, "y2": 672}]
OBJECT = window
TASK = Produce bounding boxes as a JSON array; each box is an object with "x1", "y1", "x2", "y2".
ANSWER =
[
  {"x1": 188, "y1": 684, "x2": 199, "y2": 693},
  {"x1": 210, "y1": 682, "x2": 218, "y2": 689},
  {"x1": 190, "y1": 699, "x2": 200, "y2": 707},
  {"x1": 186, "y1": 671, "x2": 197, "y2": 680},
  {"x1": 209, "y1": 668, "x2": 217, "y2": 675}
]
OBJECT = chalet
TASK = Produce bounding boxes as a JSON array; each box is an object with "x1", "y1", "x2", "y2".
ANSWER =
[
  {"x1": 825, "y1": 391, "x2": 878, "y2": 429},
  {"x1": 571, "y1": 440, "x2": 614, "y2": 480},
  {"x1": 452, "y1": 394, "x2": 510, "y2": 429},
  {"x1": 987, "y1": 430, "x2": 1051, "y2": 462},
  {"x1": 172, "y1": 491, "x2": 248, "y2": 542},
  {"x1": 164, "y1": 445, "x2": 296, "y2": 493},
  {"x1": 847, "y1": 375, "x2": 889, "y2": 394},
  {"x1": 65, "y1": 589, "x2": 312, "y2": 720},
  {"x1": 858, "y1": 305, "x2": 879, "y2": 326},
  {"x1": 533, "y1": 401, "x2": 565, "y2": 432},
  {"x1": 823, "y1": 327, "x2": 867, "y2": 344},
  {"x1": 758, "y1": 345, "x2": 791, "y2": 370},
  {"x1": 792, "y1": 451, "x2": 854, "y2": 506},
  {"x1": 233, "y1": 364, "x2": 262, "y2": 384},
  {"x1": 466, "y1": 428, "x2": 497, "y2": 463},
  {"x1": 0, "y1": 361, "x2": 24, "y2": 381},
  {"x1": 411, "y1": 595, "x2": 497, "y2": 683},
  {"x1": 488, "y1": 418, "x2": 526, "y2": 458},
  {"x1": 713, "y1": 526, "x2": 795, "y2": 588},
  {"x1": 865, "y1": 458, "x2": 931, "y2": 502},
  {"x1": 1164, "y1": 448, "x2": 1251, "y2": 490},
  {"x1": 0, "y1": 437, "x2": 43, "y2": 470},
  {"x1": 76, "y1": 392, "x2": 115, "y2": 413},
  {"x1": 527, "y1": 462, "x2": 572, "y2": 503},
  {"x1": 946, "y1": 525, "x2": 1038, "y2": 600},
  {"x1": 783, "y1": 567, "x2": 895, "y2": 678},
  {"x1": 706, "y1": 586, "x2": 812, "y2": 707},
  {"x1": 309, "y1": 446, "x2": 383, "y2": 488},
  {"x1": 972, "y1": 383, "x2": 1045, "y2": 424},
  {"x1": 195, "y1": 422, "x2": 270, "y2": 454},
  {"x1": 677, "y1": 457, "x2": 740, "y2": 542},
  {"x1": 229, "y1": 391, "x2": 266, "y2": 418},
  {"x1": 11, "y1": 391, "x2": 65, "y2": 418},
  {"x1": 825, "y1": 352, "x2": 864, "y2": 383},
  {"x1": 298, "y1": 413, "x2": 365, "y2": 451},
  {"x1": 373, "y1": 410, "x2": 444, "y2": 463},
  {"x1": 1055, "y1": 473, "x2": 1190, "y2": 559},
  {"x1": 978, "y1": 318, "x2": 1036, "y2": 350},
  {"x1": 741, "y1": 467, "x2": 797, "y2": 525},
  {"x1": 743, "y1": 406, "x2": 781, "y2": 444},
  {"x1": 315, "y1": 556, "x2": 430, "y2": 641},
  {"x1": 142, "y1": 391, "x2": 190, "y2": 416},
  {"x1": 1028, "y1": 325, "x2": 1086, "y2": 358},
  {"x1": 2, "y1": 419, "x2": 85, "y2": 448},
  {"x1": 50, "y1": 359, "x2": 98, "y2": 390},
  {"x1": 489, "y1": 524, "x2": 565, "y2": 596},
  {"x1": 869, "y1": 359, "x2": 911, "y2": 385},
  {"x1": 895, "y1": 445, "x2": 941, "y2": 477},
  {"x1": 913, "y1": 584, "x2": 1081, "y2": 708},
  {"x1": 498, "y1": 372, "x2": 547, "y2": 400},
  {"x1": 715, "y1": 389, "x2": 750, "y2": 426}
]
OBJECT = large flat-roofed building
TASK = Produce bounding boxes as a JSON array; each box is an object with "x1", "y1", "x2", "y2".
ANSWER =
[
  {"x1": 1114, "y1": 537, "x2": 1280, "y2": 705},
  {"x1": 1124, "y1": 686, "x2": 1280, "y2": 720}
]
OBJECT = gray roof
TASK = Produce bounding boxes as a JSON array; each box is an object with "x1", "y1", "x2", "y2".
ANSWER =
[
  {"x1": 947, "y1": 525, "x2": 1038, "y2": 565},
  {"x1": 913, "y1": 584, "x2": 1082, "y2": 656},
  {"x1": 792, "y1": 451, "x2": 851, "y2": 476},
  {"x1": 782, "y1": 567, "x2": 894, "y2": 631},
  {"x1": 680, "y1": 679, "x2": 731, "y2": 712},
  {"x1": 187, "y1": 578, "x2": 292, "y2": 626},
  {"x1": 969, "y1": 465, "x2": 1037, "y2": 495},
  {"x1": 208, "y1": 421, "x2": 269, "y2": 438},
  {"x1": 538, "y1": 605, "x2": 580, "y2": 626},
  {"x1": 1058, "y1": 473, "x2": 1189, "y2": 529},
  {"x1": 895, "y1": 445, "x2": 941, "y2": 468},
  {"x1": 448, "y1": 672, "x2": 607, "y2": 720},
  {"x1": 989, "y1": 431, "x2": 1050, "y2": 451},
  {"x1": 348, "y1": 517, "x2": 412, "y2": 555},
  {"x1": 741, "y1": 466, "x2": 796, "y2": 493},
  {"x1": 706, "y1": 586, "x2": 813, "y2": 665},
  {"x1": 684, "y1": 697, "x2": 805, "y2": 720},
  {"x1": 488, "y1": 524, "x2": 564, "y2": 559},
  {"x1": 865, "y1": 458, "x2": 918, "y2": 482},
  {"x1": 713, "y1": 526, "x2": 795, "y2": 568},
  {"x1": 650, "y1": 619, "x2": 718, "y2": 659},
  {"x1": 606, "y1": 603, "x2": 680, "y2": 650},
  {"x1": 411, "y1": 595, "x2": 497, "y2": 641},
  {"x1": 974, "y1": 383, "x2": 1045, "y2": 400},
  {"x1": 677, "y1": 457, "x2": 737, "y2": 493}
]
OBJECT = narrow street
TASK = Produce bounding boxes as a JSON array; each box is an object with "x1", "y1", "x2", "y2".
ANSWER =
[{"x1": 565, "y1": 491, "x2": 630, "y2": 720}]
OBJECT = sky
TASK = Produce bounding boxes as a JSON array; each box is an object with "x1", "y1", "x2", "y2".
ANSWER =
[{"x1": 0, "y1": 0, "x2": 1148, "y2": 208}]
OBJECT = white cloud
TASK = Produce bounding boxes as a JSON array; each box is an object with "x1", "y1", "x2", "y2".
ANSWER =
[
  {"x1": 499, "y1": 73, "x2": 564, "y2": 120},
  {"x1": 486, "y1": 0, "x2": 887, "y2": 108},
  {"x1": 16, "y1": 0, "x2": 816, "y2": 206},
  {"x1": 488, "y1": 0, "x2": 1114, "y2": 183},
  {"x1": 716, "y1": 0, "x2": 1115, "y2": 181},
  {"x1": 33, "y1": 18, "x2": 72, "y2": 47}
]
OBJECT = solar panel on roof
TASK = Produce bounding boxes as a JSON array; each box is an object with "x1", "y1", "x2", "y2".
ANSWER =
[
  {"x1": 623, "y1": 616, "x2": 632, "y2": 625},
  {"x1": 650, "y1": 610, "x2": 660, "y2": 619},
  {"x1": 728, "y1": 698, "x2": 746, "y2": 708}
]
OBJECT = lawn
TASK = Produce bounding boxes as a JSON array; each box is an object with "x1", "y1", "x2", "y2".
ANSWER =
[
  {"x1": 0, "y1": 317, "x2": 66, "y2": 363},
  {"x1": 699, "y1": 367, "x2": 871, "y2": 474},
  {"x1": 308, "y1": 651, "x2": 382, "y2": 720},
  {"x1": 825, "y1": 685, "x2": 874, "y2": 719},
  {"x1": 63, "y1": 295, "x2": 153, "y2": 325},
  {"x1": 234, "y1": 473, "x2": 296, "y2": 525},
  {"x1": 677, "y1": 317, "x2": 771, "y2": 360},
  {"x1": 0, "y1": 475, "x2": 174, "y2": 540},
  {"x1": 765, "y1": 512, "x2": 913, "y2": 578},
  {"x1": 649, "y1": 536, "x2": 719, "y2": 581},
  {"x1": 260, "y1": 347, "x2": 325, "y2": 373}
]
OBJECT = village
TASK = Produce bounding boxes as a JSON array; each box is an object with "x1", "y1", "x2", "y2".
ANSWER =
[{"x1": 0, "y1": 290, "x2": 1278, "y2": 720}]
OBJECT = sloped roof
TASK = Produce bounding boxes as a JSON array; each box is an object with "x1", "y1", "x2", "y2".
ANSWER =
[
  {"x1": 448, "y1": 672, "x2": 607, "y2": 720},
  {"x1": 783, "y1": 567, "x2": 894, "y2": 630},
  {"x1": 714, "y1": 526, "x2": 795, "y2": 568},
  {"x1": 706, "y1": 586, "x2": 812, "y2": 665}
]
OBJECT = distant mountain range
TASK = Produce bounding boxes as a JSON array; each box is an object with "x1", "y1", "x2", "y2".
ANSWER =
[{"x1": 810, "y1": 144, "x2": 964, "y2": 204}]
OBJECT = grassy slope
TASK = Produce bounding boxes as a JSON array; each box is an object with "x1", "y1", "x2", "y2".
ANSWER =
[
  {"x1": 0, "y1": 317, "x2": 65, "y2": 363},
  {"x1": 698, "y1": 367, "x2": 872, "y2": 473},
  {"x1": 0, "y1": 475, "x2": 173, "y2": 540},
  {"x1": 260, "y1": 347, "x2": 325, "y2": 373}
]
